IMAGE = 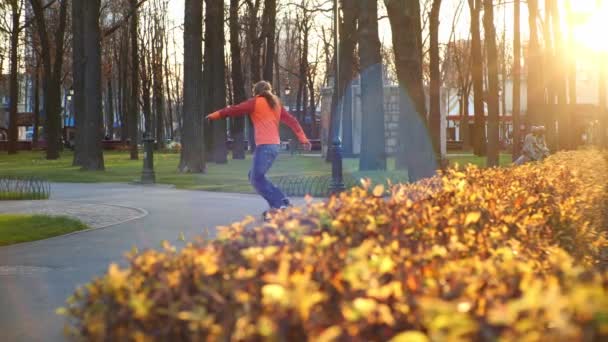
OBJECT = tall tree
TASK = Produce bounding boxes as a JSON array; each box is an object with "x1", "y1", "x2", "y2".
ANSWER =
[
  {"x1": 179, "y1": 0, "x2": 206, "y2": 172},
  {"x1": 512, "y1": 0, "x2": 522, "y2": 160},
  {"x1": 386, "y1": 0, "x2": 435, "y2": 180},
  {"x1": 73, "y1": 0, "x2": 105, "y2": 170},
  {"x1": 542, "y1": 0, "x2": 556, "y2": 149},
  {"x1": 526, "y1": 0, "x2": 543, "y2": 127},
  {"x1": 548, "y1": 0, "x2": 567, "y2": 150},
  {"x1": 152, "y1": 1, "x2": 166, "y2": 150},
  {"x1": 601, "y1": 56, "x2": 607, "y2": 147},
  {"x1": 204, "y1": 0, "x2": 228, "y2": 164},
  {"x1": 598, "y1": 0, "x2": 607, "y2": 147},
  {"x1": 429, "y1": 0, "x2": 442, "y2": 158},
  {"x1": 229, "y1": 0, "x2": 246, "y2": 159},
  {"x1": 128, "y1": 0, "x2": 140, "y2": 159},
  {"x1": 468, "y1": 0, "x2": 486, "y2": 156},
  {"x1": 245, "y1": 0, "x2": 262, "y2": 150},
  {"x1": 30, "y1": 0, "x2": 68, "y2": 160},
  {"x1": 483, "y1": 0, "x2": 500, "y2": 167},
  {"x1": 358, "y1": 0, "x2": 385, "y2": 171},
  {"x1": 338, "y1": 0, "x2": 358, "y2": 157},
  {"x1": 262, "y1": 0, "x2": 276, "y2": 81},
  {"x1": 565, "y1": 0, "x2": 576, "y2": 149},
  {"x1": 6, "y1": 0, "x2": 23, "y2": 155}
]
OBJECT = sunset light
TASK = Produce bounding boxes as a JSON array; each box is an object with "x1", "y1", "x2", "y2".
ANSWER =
[{"x1": 572, "y1": 2, "x2": 608, "y2": 53}]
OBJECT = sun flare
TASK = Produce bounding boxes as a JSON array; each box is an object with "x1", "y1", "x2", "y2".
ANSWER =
[{"x1": 571, "y1": 2, "x2": 608, "y2": 53}]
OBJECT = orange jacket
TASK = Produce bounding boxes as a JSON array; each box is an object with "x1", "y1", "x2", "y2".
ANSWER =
[{"x1": 213, "y1": 96, "x2": 309, "y2": 146}]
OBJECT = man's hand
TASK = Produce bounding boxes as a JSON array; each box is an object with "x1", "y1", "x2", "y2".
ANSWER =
[
  {"x1": 301, "y1": 141, "x2": 312, "y2": 151},
  {"x1": 206, "y1": 111, "x2": 221, "y2": 122}
]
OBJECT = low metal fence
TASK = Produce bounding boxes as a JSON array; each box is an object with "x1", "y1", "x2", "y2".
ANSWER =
[
  {"x1": 271, "y1": 175, "x2": 359, "y2": 197},
  {"x1": 0, "y1": 176, "x2": 51, "y2": 200}
]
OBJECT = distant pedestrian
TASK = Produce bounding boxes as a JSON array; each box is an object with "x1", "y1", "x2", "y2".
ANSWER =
[
  {"x1": 206, "y1": 81, "x2": 311, "y2": 220},
  {"x1": 514, "y1": 126, "x2": 550, "y2": 165}
]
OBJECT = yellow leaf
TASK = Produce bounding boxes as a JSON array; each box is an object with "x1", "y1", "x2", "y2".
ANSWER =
[
  {"x1": 262, "y1": 284, "x2": 287, "y2": 305},
  {"x1": 353, "y1": 297, "x2": 377, "y2": 316},
  {"x1": 316, "y1": 326, "x2": 342, "y2": 342},
  {"x1": 373, "y1": 185, "x2": 385, "y2": 197},
  {"x1": 464, "y1": 211, "x2": 481, "y2": 225},
  {"x1": 389, "y1": 331, "x2": 430, "y2": 342}
]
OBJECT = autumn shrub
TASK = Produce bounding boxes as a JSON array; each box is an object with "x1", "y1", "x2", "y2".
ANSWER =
[{"x1": 61, "y1": 150, "x2": 608, "y2": 341}]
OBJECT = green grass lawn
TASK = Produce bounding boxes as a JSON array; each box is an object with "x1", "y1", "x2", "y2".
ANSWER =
[
  {"x1": 0, "y1": 214, "x2": 88, "y2": 246},
  {"x1": 0, "y1": 151, "x2": 512, "y2": 193}
]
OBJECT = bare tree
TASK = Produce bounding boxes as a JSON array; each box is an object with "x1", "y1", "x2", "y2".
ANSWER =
[
  {"x1": 526, "y1": 0, "x2": 543, "y2": 127},
  {"x1": 467, "y1": 0, "x2": 485, "y2": 156},
  {"x1": 30, "y1": 0, "x2": 68, "y2": 160},
  {"x1": 386, "y1": 0, "x2": 435, "y2": 180},
  {"x1": 128, "y1": 0, "x2": 140, "y2": 159},
  {"x1": 203, "y1": 0, "x2": 228, "y2": 163},
  {"x1": 339, "y1": 0, "x2": 358, "y2": 157},
  {"x1": 229, "y1": 0, "x2": 246, "y2": 159},
  {"x1": 4, "y1": 0, "x2": 24, "y2": 154},
  {"x1": 429, "y1": 0, "x2": 442, "y2": 158},
  {"x1": 512, "y1": 0, "x2": 522, "y2": 160},
  {"x1": 483, "y1": 0, "x2": 499, "y2": 167},
  {"x1": 72, "y1": 0, "x2": 105, "y2": 170},
  {"x1": 179, "y1": 0, "x2": 206, "y2": 172},
  {"x1": 359, "y1": 0, "x2": 385, "y2": 171}
]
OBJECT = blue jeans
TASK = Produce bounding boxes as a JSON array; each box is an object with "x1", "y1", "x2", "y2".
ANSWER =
[{"x1": 249, "y1": 144, "x2": 288, "y2": 209}]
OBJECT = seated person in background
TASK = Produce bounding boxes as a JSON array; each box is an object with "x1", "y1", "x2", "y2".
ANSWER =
[{"x1": 514, "y1": 126, "x2": 550, "y2": 165}]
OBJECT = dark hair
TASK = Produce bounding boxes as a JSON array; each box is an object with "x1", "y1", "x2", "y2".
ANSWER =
[{"x1": 253, "y1": 81, "x2": 278, "y2": 109}]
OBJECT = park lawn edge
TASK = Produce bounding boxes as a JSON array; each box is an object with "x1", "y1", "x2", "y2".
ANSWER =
[{"x1": 0, "y1": 214, "x2": 89, "y2": 246}]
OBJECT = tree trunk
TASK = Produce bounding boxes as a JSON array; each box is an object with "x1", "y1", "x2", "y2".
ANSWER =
[
  {"x1": 548, "y1": 0, "x2": 566, "y2": 150},
  {"x1": 33, "y1": 61, "x2": 40, "y2": 147},
  {"x1": 73, "y1": 0, "x2": 105, "y2": 170},
  {"x1": 483, "y1": 0, "x2": 500, "y2": 167},
  {"x1": 262, "y1": 0, "x2": 276, "y2": 81},
  {"x1": 153, "y1": 18, "x2": 165, "y2": 150},
  {"x1": 512, "y1": 0, "x2": 522, "y2": 160},
  {"x1": 461, "y1": 88, "x2": 471, "y2": 148},
  {"x1": 527, "y1": 0, "x2": 542, "y2": 126},
  {"x1": 468, "y1": 0, "x2": 486, "y2": 156},
  {"x1": 72, "y1": 0, "x2": 85, "y2": 165},
  {"x1": 565, "y1": 0, "x2": 577, "y2": 149},
  {"x1": 7, "y1": 0, "x2": 20, "y2": 155},
  {"x1": 204, "y1": 0, "x2": 228, "y2": 164},
  {"x1": 358, "y1": 0, "x2": 385, "y2": 171},
  {"x1": 246, "y1": 0, "x2": 262, "y2": 151},
  {"x1": 164, "y1": 39, "x2": 174, "y2": 141},
  {"x1": 600, "y1": 50, "x2": 607, "y2": 147},
  {"x1": 386, "y1": 0, "x2": 434, "y2": 180},
  {"x1": 31, "y1": 0, "x2": 67, "y2": 160},
  {"x1": 542, "y1": 0, "x2": 556, "y2": 150},
  {"x1": 141, "y1": 52, "x2": 153, "y2": 136},
  {"x1": 429, "y1": 0, "x2": 442, "y2": 158},
  {"x1": 339, "y1": 0, "x2": 358, "y2": 157},
  {"x1": 129, "y1": 0, "x2": 140, "y2": 160},
  {"x1": 106, "y1": 78, "x2": 114, "y2": 139},
  {"x1": 230, "y1": 0, "x2": 246, "y2": 159},
  {"x1": 179, "y1": 0, "x2": 206, "y2": 173}
]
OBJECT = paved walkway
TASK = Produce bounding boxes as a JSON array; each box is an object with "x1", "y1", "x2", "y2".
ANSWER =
[
  {"x1": 0, "y1": 200, "x2": 147, "y2": 229},
  {"x1": 0, "y1": 183, "x2": 309, "y2": 342}
]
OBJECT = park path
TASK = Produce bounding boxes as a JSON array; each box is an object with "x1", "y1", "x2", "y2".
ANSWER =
[{"x1": 0, "y1": 183, "x2": 308, "y2": 342}]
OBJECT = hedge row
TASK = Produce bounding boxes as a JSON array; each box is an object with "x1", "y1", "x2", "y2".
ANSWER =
[{"x1": 61, "y1": 151, "x2": 608, "y2": 341}]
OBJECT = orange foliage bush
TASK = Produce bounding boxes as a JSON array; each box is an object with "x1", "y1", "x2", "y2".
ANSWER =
[{"x1": 61, "y1": 151, "x2": 608, "y2": 341}]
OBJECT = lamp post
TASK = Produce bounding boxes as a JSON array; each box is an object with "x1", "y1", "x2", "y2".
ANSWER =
[{"x1": 329, "y1": 0, "x2": 344, "y2": 195}]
